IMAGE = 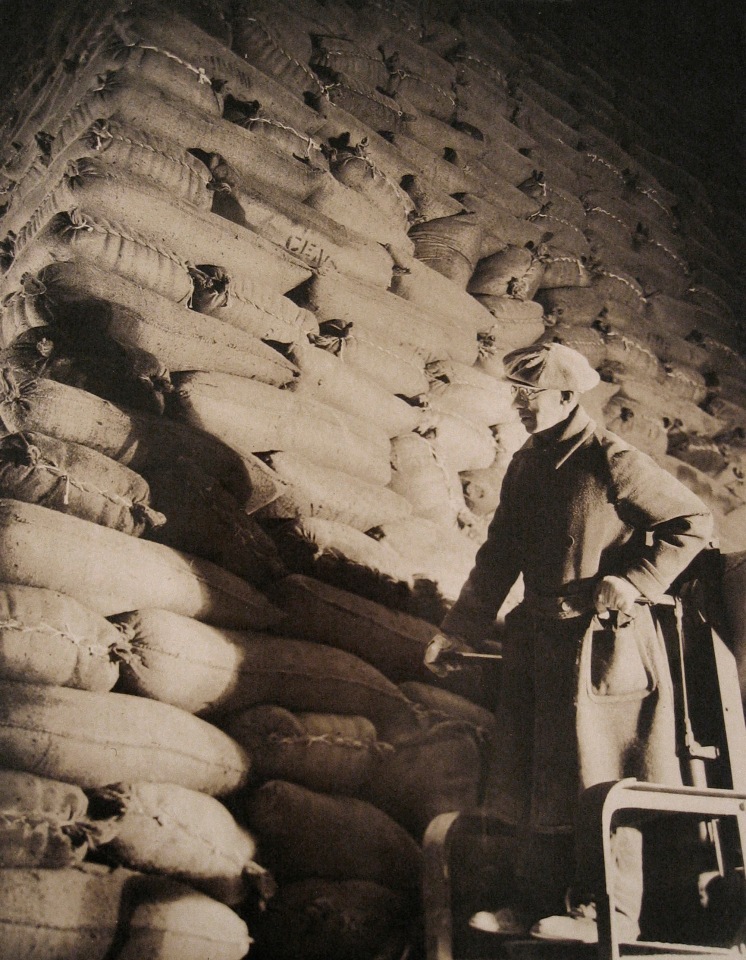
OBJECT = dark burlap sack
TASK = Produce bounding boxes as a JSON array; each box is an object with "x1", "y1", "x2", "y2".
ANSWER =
[
  {"x1": 267, "y1": 573, "x2": 439, "y2": 685},
  {"x1": 248, "y1": 878, "x2": 413, "y2": 960},
  {"x1": 398, "y1": 682, "x2": 498, "y2": 735},
  {"x1": 244, "y1": 780, "x2": 422, "y2": 893},
  {"x1": 145, "y1": 460, "x2": 285, "y2": 587},
  {"x1": 266, "y1": 516, "x2": 450, "y2": 626},
  {"x1": 364, "y1": 718, "x2": 485, "y2": 840},
  {"x1": 224, "y1": 704, "x2": 382, "y2": 796}
]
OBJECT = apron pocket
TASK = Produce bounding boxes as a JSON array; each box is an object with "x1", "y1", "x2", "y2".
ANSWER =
[{"x1": 586, "y1": 618, "x2": 655, "y2": 701}]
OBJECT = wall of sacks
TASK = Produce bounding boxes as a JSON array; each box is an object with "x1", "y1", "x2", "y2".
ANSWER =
[{"x1": 0, "y1": 0, "x2": 743, "y2": 957}]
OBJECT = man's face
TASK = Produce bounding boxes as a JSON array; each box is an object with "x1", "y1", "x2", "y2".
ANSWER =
[{"x1": 511, "y1": 384, "x2": 574, "y2": 433}]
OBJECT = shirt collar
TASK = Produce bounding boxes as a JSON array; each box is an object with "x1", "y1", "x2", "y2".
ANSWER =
[{"x1": 524, "y1": 404, "x2": 597, "y2": 469}]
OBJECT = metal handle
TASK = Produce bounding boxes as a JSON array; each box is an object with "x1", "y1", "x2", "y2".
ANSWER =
[{"x1": 437, "y1": 649, "x2": 503, "y2": 662}]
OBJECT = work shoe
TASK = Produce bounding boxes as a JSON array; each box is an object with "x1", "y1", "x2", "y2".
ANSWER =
[
  {"x1": 530, "y1": 902, "x2": 598, "y2": 944},
  {"x1": 469, "y1": 906, "x2": 533, "y2": 936}
]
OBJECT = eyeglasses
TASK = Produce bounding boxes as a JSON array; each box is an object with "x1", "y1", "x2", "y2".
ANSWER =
[{"x1": 510, "y1": 383, "x2": 547, "y2": 401}]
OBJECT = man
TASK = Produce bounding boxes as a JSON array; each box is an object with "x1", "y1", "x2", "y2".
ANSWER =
[{"x1": 426, "y1": 341, "x2": 714, "y2": 943}]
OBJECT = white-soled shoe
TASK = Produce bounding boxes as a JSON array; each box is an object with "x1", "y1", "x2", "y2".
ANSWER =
[
  {"x1": 530, "y1": 903, "x2": 598, "y2": 944},
  {"x1": 469, "y1": 906, "x2": 533, "y2": 936}
]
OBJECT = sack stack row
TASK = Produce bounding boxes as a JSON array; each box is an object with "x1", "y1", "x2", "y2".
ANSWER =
[
  {"x1": 0, "y1": 3, "x2": 496, "y2": 956},
  {"x1": 0, "y1": 0, "x2": 743, "y2": 957}
]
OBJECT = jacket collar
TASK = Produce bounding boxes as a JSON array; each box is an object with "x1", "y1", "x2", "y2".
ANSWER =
[{"x1": 522, "y1": 404, "x2": 597, "y2": 469}]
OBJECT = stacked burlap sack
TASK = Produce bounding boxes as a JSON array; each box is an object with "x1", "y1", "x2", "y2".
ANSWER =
[{"x1": 0, "y1": 0, "x2": 744, "y2": 957}]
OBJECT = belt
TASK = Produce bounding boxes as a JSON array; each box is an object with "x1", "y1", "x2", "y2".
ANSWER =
[{"x1": 523, "y1": 583, "x2": 596, "y2": 620}]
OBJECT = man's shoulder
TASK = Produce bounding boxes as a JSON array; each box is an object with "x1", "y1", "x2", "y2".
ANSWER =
[
  {"x1": 587, "y1": 421, "x2": 658, "y2": 474},
  {"x1": 590, "y1": 422, "x2": 634, "y2": 456}
]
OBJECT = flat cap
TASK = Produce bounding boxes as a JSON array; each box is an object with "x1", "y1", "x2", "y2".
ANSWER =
[{"x1": 503, "y1": 342, "x2": 600, "y2": 393}]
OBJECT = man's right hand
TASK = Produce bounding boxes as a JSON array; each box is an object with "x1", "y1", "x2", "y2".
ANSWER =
[
  {"x1": 424, "y1": 633, "x2": 473, "y2": 677},
  {"x1": 593, "y1": 575, "x2": 642, "y2": 618}
]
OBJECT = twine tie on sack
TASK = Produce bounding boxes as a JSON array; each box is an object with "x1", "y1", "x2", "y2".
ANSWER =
[
  {"x1": 58, "y1": 210, "x2": 193, "y2": 291},
  {"x1": 390, "y1": 260, "x2": 410, "y2": 278},
  {"x1": 207, "y1": 178, "x2": 232, "y2": 196},
  {"x1": 521, "y1": 172, "x2": 548, "y2": 200},
  {"x1": 595, "y1": 269, "x2": 648, "y2": 306},
  {"x1": 311, "y1": 322, "x2": 353, "y2": 358},
  {"x1": 90, "y1": 71, "x2": 113, "y2": 94},
  {"x1": 189, "y1": 265, "x2": 231, "y2": 311},
  {"x1": 312, "y1": 322, "x2": 424, "y2": 376},
  {"x1": 245, "y1": 116, "x2": 322, "y2": 162},
  {"x1": 267, "y1": 731, "x2": 393, "y2": 754},
  {"x1": 333, "y1": 146, "x2": 412, "y2": 217},
  {"x1": 85, "y1": 119, "x2": 113, "y2": 152},
  {"x1": 415, "y1": 424, "x2": 478, "y2": 515},
  {"x1": 191, "y1": 264, "x2": 306, "y2": 331},
  {"x1": 109, "y1": 621, "x2": 164, "y2": 676},
  {"x1": 64, "y1": 157, "x2": 106, "y2": 189},
  {"x1": 60, "y1": 208, "x2": 95, "y2": 236},
  {"x1": 19, "y1": 274, "x2": 47, "y2": 300},
  {"x1": 1, "y1": 433, "x2": 166, "y2": 528},
  {"x1": 0, "y1": 811, "x2": 117, "y2": 854},
  {"x1": 506, "y1": 275, "x2": 529, "y2": 300},
  {"x1": 112, "y1": 36, "x2": 211, "y2": 86},
  {"x1": 0, "y1": 616, "x2": 114, "y2": 660},
  {"x1": 0, "y1": 232, "x2": 17, "y2": 268},
  {"x1": 584, "y1": 153, "x2": 626, "y2": 184},
  {"x1": 478, "y1": 332, "x2": 500, "y2": 360},
  {"x1": 243, "y1": 18, "x2": 325, "y2": 93},
  {"x1": 0, "y1": 369, "x2": 36, "y2": 427}
]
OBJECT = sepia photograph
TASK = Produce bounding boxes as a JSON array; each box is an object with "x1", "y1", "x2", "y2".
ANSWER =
[{"x1": 0, "y1": 0, "x2": 743, "y2": 957}]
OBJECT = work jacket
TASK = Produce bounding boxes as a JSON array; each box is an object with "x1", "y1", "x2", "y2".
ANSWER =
[{"x1": 442, "y1": 404, "x2": 714, "y2": 831}]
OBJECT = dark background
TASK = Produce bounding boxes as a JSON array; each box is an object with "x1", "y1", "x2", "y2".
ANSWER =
[{"x1": 490, "y1": 0, "x2": 745, "y2": 209}]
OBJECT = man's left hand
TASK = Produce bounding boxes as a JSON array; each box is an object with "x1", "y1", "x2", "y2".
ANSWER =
[{"x1": 593, "y1": 575, "x2": 642, "y2": 617}]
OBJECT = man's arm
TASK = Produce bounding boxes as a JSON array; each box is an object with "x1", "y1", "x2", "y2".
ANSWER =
[
  {"x1": 609, "y1": 448, "x2": 715, "y2": 603},
  {"x1": 440, "y1": 464, "x2": 523, "y2": 648}
]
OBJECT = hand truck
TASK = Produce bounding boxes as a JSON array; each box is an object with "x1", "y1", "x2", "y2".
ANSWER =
[{"x1": 422, "y1": 583, "x2": 746, "y2": 960}]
